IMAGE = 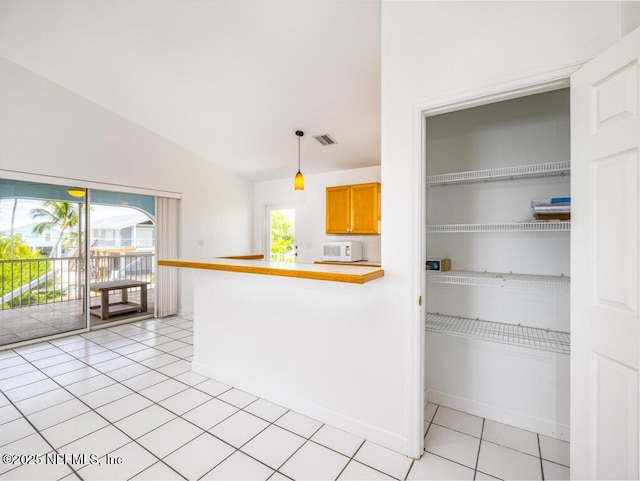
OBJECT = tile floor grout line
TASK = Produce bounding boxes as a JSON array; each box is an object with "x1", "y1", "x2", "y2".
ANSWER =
[
  {"x1": 42, "y1": 318, "x2": 272, "y2": 478},
  {"x1": 126, "y1": 459, "x2": 188, "y2": 481},
  {"x1": 194, "y1": 404, "x2": 296, "y2": 479},
  {"x1": 341, "y1": 440, "x2": 404, "y2": 481},
  {"x1": 423, "y1": 404, "x2": 440, "y2": 442},
  {"x1": 3, "y1": 350, "x2": 91, "y2": 481},
  {"x1": 7, "y1": 332, "x2": 196, "y2": 479},
  {"x1": 333, "y1": 439, "x2": 367, "y2": 480},
  {"x1": 232, "y1": 413, "x2": 325, "y2": 477},
  {"x1": 230, "y1": 406, "x2": 366, "y2": 478},
  {"x1": 481, "y1": 438, "x2": 548, "y2": 461},
  {"x1": 403, "y1": 459, "x2": 416, "y2": 481},
  {"x1": 271, "y1": 434, "x2": 316, "y2": 477},
  {"x1": 430, "y1": 420, "x2": 484, "y2": 439},
  {"x1": 423, "y1": 449, "x2": 483, "y2": 475},
  {"x1": 0, "y1": 307, "x2": 165, "y2": 352},
  {"x1": 473, "y1": 417, "x2": 486, "y2": 480},
  {"x1": 538, "y1": 433, "x2": 545, "y2": 481},
  {"x1": 35, "y1": 318, "x2": 195, "y2": 479},
  {"x1": 55, "y1": 348, "x2": 254, "y2": 464}
]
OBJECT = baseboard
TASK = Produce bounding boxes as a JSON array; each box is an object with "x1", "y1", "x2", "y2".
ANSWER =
[
  {"x1": 427, "y1": 389, "x2": 570, "y2": 441},
  {"x1": 192, "y1": 360, "x2": 410, "y2": 456},
  {"x1": 177, "y1": 306, "x2": 194, "y2": 317}
]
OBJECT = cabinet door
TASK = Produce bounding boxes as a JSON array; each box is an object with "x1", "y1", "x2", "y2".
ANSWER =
[
  {"x1": 351, "y1": 183, "x2": 380, "y2": 234},
  {"x1": 326, "y1": 185, "x2": 351, "y2": 233}
]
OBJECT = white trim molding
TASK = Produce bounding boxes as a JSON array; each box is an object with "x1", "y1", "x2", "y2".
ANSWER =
[{"x1": 0, "y1": 168, "x2": 182, "y2": 199}]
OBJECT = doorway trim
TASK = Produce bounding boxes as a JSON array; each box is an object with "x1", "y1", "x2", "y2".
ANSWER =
[{"x1": 408, "y1": 62, "x2": 583, "y2": 457}]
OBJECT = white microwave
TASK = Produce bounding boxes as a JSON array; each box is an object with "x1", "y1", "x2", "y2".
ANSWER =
[{"x1": 321, "y1": 241, "x2": 363, "y2": 262}]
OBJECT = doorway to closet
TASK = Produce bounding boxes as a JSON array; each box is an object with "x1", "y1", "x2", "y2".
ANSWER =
[
  {"x1": 418, "y1": 25, "x2": 640, "y2": 479},
  {"x1": 423, "y1": 88, "x2": 571, "y2": 441}
]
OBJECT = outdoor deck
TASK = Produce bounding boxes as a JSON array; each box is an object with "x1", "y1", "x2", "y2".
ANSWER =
[
  {"x1": 1, "y1": 253, "x2": 155, "y2": 347},
  {"x1": 0, "y1": 288, "x2": 155, "y2": 347}
]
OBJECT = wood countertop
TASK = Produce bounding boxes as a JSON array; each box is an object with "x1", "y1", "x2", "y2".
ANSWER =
[
  {"x1": 158, "y1": 257, "x2": 384, "y2": 284},
  {"x1": 314, "y1": 260, "x2": 382, "y2": 267}
]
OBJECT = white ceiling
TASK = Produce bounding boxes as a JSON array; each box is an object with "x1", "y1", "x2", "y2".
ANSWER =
[{"x1": 0, "y1": 0, "x2": 381, "y2": 181}]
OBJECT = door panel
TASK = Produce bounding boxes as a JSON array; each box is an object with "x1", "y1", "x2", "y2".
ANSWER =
[
  {"x1": 571, "y1": 26, "x2": 640, "y2": 480},
  {"x1": 590, "y1": 352, "x2": 639, "y2": 479},
  {"x1": 591, "y1": 150, "x2": 638, "y2": 312},
  {"x1": 590, "y1": 61, "x2": 637, "y2": 133}
]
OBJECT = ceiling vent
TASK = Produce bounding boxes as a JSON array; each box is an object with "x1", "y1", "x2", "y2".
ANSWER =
[{"x1": 313, "y1": 133, "x2": 337, "y2": 146}]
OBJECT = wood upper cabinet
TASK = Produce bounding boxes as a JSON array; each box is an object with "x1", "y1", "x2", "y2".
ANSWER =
[{"x1": 326, "y1": 182, "x2": 381, "y2": 234}]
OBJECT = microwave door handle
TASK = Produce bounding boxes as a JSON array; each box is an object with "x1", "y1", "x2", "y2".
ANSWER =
[{"x1": 345, "y1": 246, "x2": 350, "y2": 256}]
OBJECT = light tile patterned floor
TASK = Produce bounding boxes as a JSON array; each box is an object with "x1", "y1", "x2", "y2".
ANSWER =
[{"x1": 0, "y1": 315, "x2": 570, "y2": 480}]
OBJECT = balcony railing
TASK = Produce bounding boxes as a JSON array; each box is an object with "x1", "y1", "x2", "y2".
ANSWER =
[
  {"x1": 1, "y1": 253, "x2": 155, "y2": 310},
  {"x1": 270, "y1": 253, "x2": 295, "y2": 263}
]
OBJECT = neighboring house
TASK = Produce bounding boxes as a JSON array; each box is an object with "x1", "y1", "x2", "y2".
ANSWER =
[
  {"x1": 1, "y1": 209, "x2": 154, "y2": 255},
  {"x1": 90, "y1": 214, "x2": 154, "y2": 249},
  {"x1": 0, "y1": 222, "x2": 59, "y2": 256}
]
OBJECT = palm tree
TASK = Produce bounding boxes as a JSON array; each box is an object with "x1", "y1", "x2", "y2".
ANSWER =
[{"x1": 31, "y1": 201, "x2": 79, "y2": 258}]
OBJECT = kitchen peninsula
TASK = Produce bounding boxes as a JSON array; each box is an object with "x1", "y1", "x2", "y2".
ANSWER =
[
  {"x1": 157, "y1": 257, "x2": 401, "y2": 451},
  {"x1": 159, "y1": 256, "x2": 384, "y2": 284}
]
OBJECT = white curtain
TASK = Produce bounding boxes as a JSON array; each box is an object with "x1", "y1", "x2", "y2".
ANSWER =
[{"x1": 156, "y1": 196, "x2": 179, "y2": 317}]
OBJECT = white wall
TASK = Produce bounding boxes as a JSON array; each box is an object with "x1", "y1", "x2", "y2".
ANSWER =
[
  {"x1": 0, "y1": 57, "x2": 253, "y2": 315},
  {"x1": 253, "y1": 166, "x2": 381, "y2": 263},
  {"x1": 622, "y1": 1, "x2": 640, "y2": 35},
  {"x1": 192, "y1": 268, "x2": 402, "y2": 452},
  {"x1": 381, "y1": 0, "x2": 624, "y2": 454}
]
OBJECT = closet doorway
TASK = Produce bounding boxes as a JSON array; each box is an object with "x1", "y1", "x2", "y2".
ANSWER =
[{"x1": 417, "y1": 25, "x2": 640, "y2": 478}]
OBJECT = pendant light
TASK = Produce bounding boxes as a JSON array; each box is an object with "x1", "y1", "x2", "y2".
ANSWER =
[
  {"x1": 294, "y1": 130, "x2": 304, "y2": 191},
  {"x1": 67, "y1": 187, "x2": 86, "y2": 197}
]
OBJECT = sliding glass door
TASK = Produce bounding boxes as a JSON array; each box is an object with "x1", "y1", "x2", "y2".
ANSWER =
[
  {"x1": 88, "y1": 189, "x2": 155, "y2": 327},
  {"x1": 0, "y1": 180, "x2": 157, "y2": 346},
  {"x1": 0, "y1": 179, "x2": 87, "y2": 346}
]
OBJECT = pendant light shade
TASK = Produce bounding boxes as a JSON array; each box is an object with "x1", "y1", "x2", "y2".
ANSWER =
[
  {"x1": 294, "y1": 130, "x2": 304, "y2": 191},
  {"x1": 67, "y1": 188, "x2": 86, "y2": 197}
]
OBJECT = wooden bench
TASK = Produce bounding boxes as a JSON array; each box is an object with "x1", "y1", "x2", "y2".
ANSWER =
[{"x1": 89, "y1": 280, "x2": 149, "y2": 320}]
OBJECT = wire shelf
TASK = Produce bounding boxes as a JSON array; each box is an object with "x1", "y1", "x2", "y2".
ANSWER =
[
  {"x1": 427, "y1": 270, "x2": 570, "y2": 292},
  {"x1": 426, "y1": 161, "x2": 571, "y2": 186},
  {"x1": 425, "y1": 313, "x2": 570, "y2": 355},
  {"x1": 426, "y1": 222, "x2": 570, "y2": 233}
]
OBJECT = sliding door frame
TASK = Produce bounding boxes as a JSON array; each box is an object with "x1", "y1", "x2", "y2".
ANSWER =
[{"x1": 0, "y1": 168, "x2": 181, "y2": 349}]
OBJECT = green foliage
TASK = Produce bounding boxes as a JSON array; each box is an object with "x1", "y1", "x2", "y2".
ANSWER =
[
  {"x1": 31, "y1": 201, "x2": 79, "y2": 258},
  {"x1": 0, "y1": 235, "x2": 53, "y2": 308},
  {"x1": 270, "y1": 210, "x2": 294, "y2": 255},
  {"x1": 0, "y1": 235, "x2": 39, "y2": 260}
]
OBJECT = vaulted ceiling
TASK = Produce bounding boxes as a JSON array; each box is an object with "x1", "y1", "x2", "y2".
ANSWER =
[{"x1": 0, "y1": 0, "x2": 381, "y2": 181}]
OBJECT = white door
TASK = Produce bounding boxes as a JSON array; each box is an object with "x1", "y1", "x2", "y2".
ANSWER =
[{"x1": 571, "y1": 26, "x2": 640, "y2": 479}]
